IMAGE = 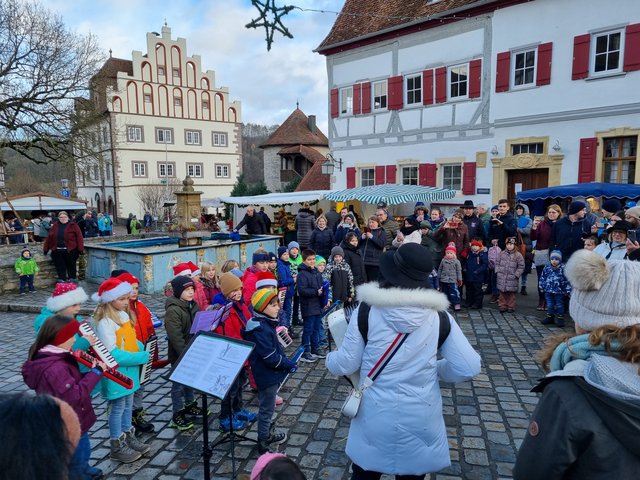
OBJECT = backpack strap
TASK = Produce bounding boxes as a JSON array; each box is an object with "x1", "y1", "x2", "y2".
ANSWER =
[{"x1": 358, "y1": 301, "x2": 451, "y2": 349}]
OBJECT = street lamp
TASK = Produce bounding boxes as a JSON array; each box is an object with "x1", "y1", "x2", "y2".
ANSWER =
[{"x1": 321, "y1": 153, "x2": 343, "y2": 175}]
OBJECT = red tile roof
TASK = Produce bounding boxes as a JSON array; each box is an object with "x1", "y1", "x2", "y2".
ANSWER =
[
  {"x1": 260, "y1": 108, "x2": 328, "y2": 148},
  {"x1": 317, "y1": 0, "x2": 494, "y2": 53},
  {"x1": 293, "y1": 145, "x2": 331, "y2": 191}
]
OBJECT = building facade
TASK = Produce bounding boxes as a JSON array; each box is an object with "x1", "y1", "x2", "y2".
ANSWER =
[
  {"x1": 76, "y1": 25, "x2": 242, "y2": 219},
  {"x1": 317, "y1": 0, "x2": 640, "y2": 205}
]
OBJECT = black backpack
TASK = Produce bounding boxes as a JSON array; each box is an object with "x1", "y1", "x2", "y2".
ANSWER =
[{"x1": 357, "y1": 302, "x2": 451, "y2": 349}]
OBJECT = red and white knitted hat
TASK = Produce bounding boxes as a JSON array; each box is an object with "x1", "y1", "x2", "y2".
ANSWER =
[
  {"x1": 46, "y1": 282, "x2": 89, "y2": 313},
  {"x1": 91, "y1": 278, "x2": 132, "y2": 304},
  {"x1": 187, "y1": 261, "x2": 201, "y2": 277},
  {"x1": 445, "y1": 242, "x2": 457, "y2": 256},
  {"x1": 172, "y1": 262, "x2": 192, "y2": 277},
  {"x1": 255, "y1": 271, "x2": 278, "y2": 290}
]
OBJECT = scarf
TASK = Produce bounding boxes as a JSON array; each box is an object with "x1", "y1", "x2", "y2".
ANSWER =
[{"x1": 550, "y1": 334, "x2": 622, "y2": 372}]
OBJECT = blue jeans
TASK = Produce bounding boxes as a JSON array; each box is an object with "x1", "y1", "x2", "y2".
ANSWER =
[
  {"x1": 278, "y1": 296, "x2": 293, "y2": 328},
  {"x1": 69, "y1": 432, "x2": 92, "y2": 479},
  {"x1": 108, "y1": 394, "x2": 134, "y2": 439},
  {"x1": 302, "y1": 314, "x2": 321, "y2": 353},
  {"x1": 257, "y1": 383, "x2": 278, "y2": 441},
  {"x1": 545, "y1": 292, "x2": 565, "y2": 316},
  {"x1": 171, "y1": 381, "x2": 195, "y2": 414},
  {"x1": 133, "y1": 384, "x2": 145, "y2": 411},
  {"x1": 440, "y1": 282, "x2": 461, "y2": 305}
]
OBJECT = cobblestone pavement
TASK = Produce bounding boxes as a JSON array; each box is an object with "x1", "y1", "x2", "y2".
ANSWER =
[{"x1": 0, "y1": 279, "x2": 570, "y2": 479}]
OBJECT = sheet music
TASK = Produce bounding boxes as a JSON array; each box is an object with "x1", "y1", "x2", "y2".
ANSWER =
[{"x1": 169, "y1": 333, "x2": 253, "y2": 399}]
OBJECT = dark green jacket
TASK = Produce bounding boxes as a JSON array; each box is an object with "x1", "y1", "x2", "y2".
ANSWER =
[{"x1": 164, "y1": 297, "x2": 199, "y2": 364}]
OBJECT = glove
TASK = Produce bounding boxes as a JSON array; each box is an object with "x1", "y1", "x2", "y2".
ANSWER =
[{"x1": 457, "y1": 280, "x2": 463, "y2": 287}]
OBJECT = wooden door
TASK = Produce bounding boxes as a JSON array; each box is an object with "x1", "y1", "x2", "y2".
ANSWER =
[{"x1": 507, "y1": 169, "x2": 548, "y2": 206}]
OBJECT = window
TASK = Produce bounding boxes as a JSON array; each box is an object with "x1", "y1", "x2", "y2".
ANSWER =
[
  {"x1": 401, "y1": 166, "x2": 418, "y2": 185},
  {"x1": 127, "y1": 126, "x2": 143, "y2": 142},
  {"x1": 442, "y1": 164, "x2": 462, "y2": 190},
  {"x1": 172, "y1": 67, "x2": 180, "y2": 78},
  {"x1": 215, "y1": 164, "x2": 230, "y2": 178},
  {"x1": 105, "y1": 163, "x2": 111, "y2": 181},
  {"x1": 373, "y1": 80, "x2": 387, "y2": 110},
  {"x1": 93, "y1": 165, "x2": 99, "y2": 180},
  {"x1": 102, "y1": 127, "x2": 109, "y2": 144},
  {"x1": 340, "y1": 86, "x2": 353, "y2": 116},
  {"x1": 174, "y1": 96, "x2": 182, "y2": 107},
  {"x1": 158, "y1": 66, "x2": 165, "y2": 76},
  {"x1": 144, "y1": 93, "x2": 152, "y2": 103},
  {"x1": 449, "y1": 64, "x2": 468, "y2": 99},
  {"x1": 592, "y1": 30, "x2": 623, "y2": 74},
  {"x1": 212, "y1": 132, "x2": 227, "y2": 146},
  {"x1": 405, "y1": 74, "x2": 422, "y2": 105},
  {"x1": 360, "y1": 168, "x2": 375, "y2": 187},
  {"x1": 158, "y1": 163, "x2": 175, "y2": 178},
  {"x1": 185, "y1": 130, "x2": 201, "y2": 145},
  {"x1": 156, "y1": 128, "x2": 173, "y2": 143},
  {"x1": 603, "y1": 136, "x2": 637, "y2": 184},
  {"x1": 511, "y1": 142, "x2": 544, "y2": 155},
  {"x1": 513, "y1": 49, "x2": 536, "y2": 87},
  {"x1": 187, "y1": 164, "x2": 203, "y2": 178},
  {"x1": 132, "y1": 162, "x2": 147, "y2": 177},
  {"x1": 202, "y1": 100, "x2": 209, "y2": 110}
]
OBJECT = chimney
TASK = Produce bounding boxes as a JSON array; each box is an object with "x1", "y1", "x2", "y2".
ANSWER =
[{"x1": 308, "y1": 115, "x2": 316, "y2": 134}]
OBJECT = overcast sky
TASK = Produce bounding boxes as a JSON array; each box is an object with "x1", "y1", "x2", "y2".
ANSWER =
[{"x1": 42, "y1": 0, "x2": 344, "y2": 133}]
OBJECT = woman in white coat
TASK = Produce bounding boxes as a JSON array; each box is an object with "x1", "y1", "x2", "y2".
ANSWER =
[{"x1": 326, "y1": 243, "x2": 481, "y2": 479}]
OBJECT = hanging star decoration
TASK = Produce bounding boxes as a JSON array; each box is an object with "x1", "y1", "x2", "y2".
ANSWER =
[{"x1": 246, "y1": 0, "x2": 295, "y2": 51}]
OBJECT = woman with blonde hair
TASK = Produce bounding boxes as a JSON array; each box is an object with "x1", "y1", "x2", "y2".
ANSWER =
[
  {"x1": 514, "y1": 250, "x2": 640, "y2": 479},
  {"x1": 531, "y1": 204, "x2": 563, "y2": 310}
]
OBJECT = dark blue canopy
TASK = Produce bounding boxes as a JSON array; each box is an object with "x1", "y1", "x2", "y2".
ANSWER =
[{"x1": 516, "y1": 182, "x2": 640, "y2": 201}]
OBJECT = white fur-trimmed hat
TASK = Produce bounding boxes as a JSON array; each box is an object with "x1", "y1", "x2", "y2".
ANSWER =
[
  {"x1": 46, "y1": 282, "x2": 89, "y2": 313},
  {"x1": 565, "y1": 249, "x2": 640, "y2": 330},
  {"x1": 91, "y1": 278, "x2": 132, "y2": 304}
]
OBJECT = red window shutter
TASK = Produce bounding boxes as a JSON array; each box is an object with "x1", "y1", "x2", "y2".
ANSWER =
[
  {"x1": 419, "y1": 163, "x2": 437, "y2": 187},
  {"x1": 572, "y1": 34, "x2": 591, "y2": 80},
  {"x1": 495, "y1": 51, "x2": 511, "y2": 92},
  {"x1": 375, "y1": 166, "x2": 386, "y2": 185},
  {"x1": 578, "y1": 138, "x2": 598, "y2": 183},
  {"x1": 623, "y1": 23, "x2": 640, "y2": 72},
  {"x1": 422, "y1": 69, "x2": 434, "y2": 105},
  {"x1": 361, "y1": 82, "x2": 372, "y2": 113},
  {"x1": 353, "y1": 83, "x2": 362, "y2": 115},
  {"x1": 346, "y1": 167, "x2": 356, "y2": 188},
  {"x1": 462, "y1": 162, "x2": 477, "y2": 195},
  {"x1": 536, "y1": 42, "x2": 553, "y2": 86},
  {"x1": 435, "y1": 67, "x2": 447, "y2": 103},
  {"x1": 388, "y1": 76, "x2": 404, "y2": 110},
  {"x1": 468, "y1": 59, "x2": 482, "y2": 98},
  {"x1": 330, "y1": 88, "x2": 339, "y2": 118},
  {"x1": 385, "y1": 165, "x2": 397, "y2": 184}
]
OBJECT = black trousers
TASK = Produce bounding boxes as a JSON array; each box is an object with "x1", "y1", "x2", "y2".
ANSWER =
[
  {"x1": 465, "y1": 281, "x2": 484, "y2": 308},
  {"x1": 219, "y1": 368, "x2": 246, "y2": 419},
  {"x1": 352, "y1": 464, "x2": 426, "y2": 480},
  {"x1": 51, "y1": 249, "x2": 80, "y2": 280}
]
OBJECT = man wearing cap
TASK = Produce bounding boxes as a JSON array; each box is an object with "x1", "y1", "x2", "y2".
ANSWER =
[
  {"x1": 376, "y1": 208, "x2": 399, "y2": 250},
  {"x1": 234, "y1": 206, "x2": 267, "y2": 235},
  {"x1": 550, "y1": 200, "x2": 591, "y2": 261},
  {"x1": 462, "y1": 200, "x2": 486, "y2": 243}
]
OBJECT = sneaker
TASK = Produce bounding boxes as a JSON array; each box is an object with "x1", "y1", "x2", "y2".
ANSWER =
[
  {"x1": 234, "y1": 409, "x2": 257, "y2": 423},
  {"x1": 275, "y1": 395, "x2": 284, "y2": 406},
  {"x1": 257, "y1": 432, "x2": 287, "y2": 454},
  {"x1": 310, "y1": 349, "x2": 327, "y2": 359},
  {"x1": 541, "y1": 315, "x2": 555, "y2": 325},
  {"x1": 299, "y1": 352, "x2": 317, "y2": 363},
  {"x1": 29, "y1": 289, "x2": 36, "y2": 293},
  {"x1": 219, "y1": 416, "x2": 247, "y2": 432},
  {"x1": 183, "y1": 400, "x2": 209, "y2": 417},
  {"x1": 169, "y1": 411, "x2": 194, "y2": 431},
  {"x1": 20, "y1": 292, "x2": 25, "y2": 296},
  {"x1": 132, "y1": 408, "x2": 155, "y2": 434}
]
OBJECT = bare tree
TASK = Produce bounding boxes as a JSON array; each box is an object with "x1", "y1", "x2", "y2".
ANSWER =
[
  {"x1": 0, "y1": 0, "x2": 105, "y2": 164},
  {"x1": 135, "y1": 179, "x2": 181, "y2": 223}
]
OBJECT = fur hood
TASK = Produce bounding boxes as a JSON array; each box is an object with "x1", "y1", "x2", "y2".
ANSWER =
[{"x1": 357, "y1": 282, "x2": 449, "y2": 311}]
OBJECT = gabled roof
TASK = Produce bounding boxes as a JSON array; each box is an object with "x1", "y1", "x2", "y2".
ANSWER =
[
  {"x1": 91, "y1": 57, "x2": 134, "y2": 112},
  {"x1": 317, "y1": 0, "x2": 496, "y2": 53},
  {"x1": 260, "y1": 108, "x2": 328, "y2": 148},
  {"x1": 294, "y1": 146, "x2": 331, "y2": 191}
]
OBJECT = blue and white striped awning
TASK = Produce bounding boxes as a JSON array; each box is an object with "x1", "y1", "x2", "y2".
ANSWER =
[{"x1": 325, "y1": 184, "x2": 455, "y2": 205}]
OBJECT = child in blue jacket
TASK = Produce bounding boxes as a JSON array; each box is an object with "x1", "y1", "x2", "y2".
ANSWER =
[
  {"x1": 296, "y1": 249, "x2": 325, "y2": 362},
  {"x1": 464, "y1": 240, "x2": 489, "y2": 309},
  {"x1": 275, "y1": 246, "x2": 295, "y2": 336},
  {"x1": 538, "y1": 250, "x2": 571, "y2": 327}
]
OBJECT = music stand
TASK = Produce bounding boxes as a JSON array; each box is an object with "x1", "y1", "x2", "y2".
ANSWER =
[{"x1": 169, "y1": 332, "x2": 255, "y2": 480}]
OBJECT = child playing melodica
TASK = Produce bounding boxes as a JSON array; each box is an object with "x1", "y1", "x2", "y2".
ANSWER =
[
  {"x1": 92, "y1": 277, "x2": 150, "y2": 463},
  {"x1": 22, "y1": 315, "x2": 105, "y2": 479},
  {"x1": 538, "y1": 250, "x2": 571, "y2": 327},
  {"x1": 34, "y1": 282, "x2": 89, "y2": 337},
  {"x1": 242, "y1": 288, "x2": 297, "y2": 454}
]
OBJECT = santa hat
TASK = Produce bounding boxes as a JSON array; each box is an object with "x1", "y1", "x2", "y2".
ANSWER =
[
  {"x1": 255, "y1": 271, "x2": 278, "y2": 289},
  {"x1": 445, "y1": 243, "x2": 457, "y2": 256},
  {"x1": 187, "y1": 261, "x2": 201, "y2": 277},
  {"x1": 173, "y1": 263, "x2": 192, "y2": 277},
  {"x1": 116, "y1": 272, "x2": 140, "y2": 286},
  {"x1": 46, "y1": 282, "x2": 89, "y2": 313},
  {"x1": 91, "y1": 278, "x2": 132, "y2": 304}
]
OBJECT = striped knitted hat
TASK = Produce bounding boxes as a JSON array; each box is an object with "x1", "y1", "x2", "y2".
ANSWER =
[{"x1": 251, "y1": 288, "x2": 279, "y2": 313}]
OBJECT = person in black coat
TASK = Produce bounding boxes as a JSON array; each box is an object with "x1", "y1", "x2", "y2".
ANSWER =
[
  {"x1": 258, "y1": 207, "x2": 272, "y2": 234},
  {"x1": 296, "y1": 250, "x2": 325, "y2": 362},
  {"x1": 463, "y1": 240, "x2": 488, "y2": 308},
  {"x1": 234, "y1": 206, "x2": 267, "y2": 235},
  {"x1": 550, "y1": 200, "x2": 591, "y2": 261},
  {"x1": 488, "y1": 199, "x2": 517, "y2": 249},
  {"x1": 341, "y1": 232, "x2": 366, "y2": 286},
  {"x1": 462, "y1": 200, "x2": 487, "y2": 243},
  {"x1": 309, "y1": 215, "x2": 335, "y2": 259}
]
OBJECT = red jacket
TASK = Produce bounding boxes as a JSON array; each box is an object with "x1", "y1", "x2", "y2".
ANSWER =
[
  {"x1": 214, "y1": 300, "x2": 251, "y2": 341},
  {"x1": 193, "y1": 280, "x2": 209, "y2": 311},
  {"x1": 43, "y1": 221, "x2": 84, "y2": 254},
  {"x1": 130, "y1": 299, "x2": 156, "y2": 344}
]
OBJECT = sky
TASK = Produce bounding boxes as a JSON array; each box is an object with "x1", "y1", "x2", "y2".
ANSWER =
[{"x1": 41, "y1": 0, "x2": 345, "y2": 133}]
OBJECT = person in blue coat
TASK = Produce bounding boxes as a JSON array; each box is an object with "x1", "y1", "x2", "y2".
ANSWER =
[
  {"x1": 464, "y1": 240, "x2": 489, "y2": 309},
  {"x1": 309, "y1": 215, "x2": 335, "y2": 259}
]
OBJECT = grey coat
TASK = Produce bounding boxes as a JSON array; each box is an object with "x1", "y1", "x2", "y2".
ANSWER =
[
  {"x1": 495, "y1": 249, "x2": 525, "y2": 292},
  {"x1": 438, "y1": 258, "x2": 462, "y2": 284}
]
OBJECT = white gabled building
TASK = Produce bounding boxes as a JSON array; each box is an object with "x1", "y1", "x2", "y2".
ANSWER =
[
  {"x1": 76, "y1": 24, "x2": 242, "y2": 220},
  {"x1": 317, "y1": 0, "x2": 640, "y2": 208}
]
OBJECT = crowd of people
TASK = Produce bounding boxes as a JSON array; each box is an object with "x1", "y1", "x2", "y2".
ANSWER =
[{"x1": 3, "y1": 196, "x2": 640, "y2": 479}]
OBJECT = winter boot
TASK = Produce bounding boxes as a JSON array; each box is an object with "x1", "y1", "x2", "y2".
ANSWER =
[
  {"x1": 542, "y1": 314, "x2": 555, "y2": 325},
  {"x1": 555, "y1": 315, "x2": 566, "y2": 328},
  {"x1": 257, "y1": 432, "x2": 287, "y2": 454},
  {"x1": 110, "y1": 433, "x2": 142, "y2": 463},
  {"x1": 169, "y1": 409, "x2": 194, "y2": 431},
  {"x1": 132, "y1": 408, "x2": 155, "y2": 434},
  {"x1": 125, "y1": 427, "x2": 151, "y2": 455},
  {"x1": 520, "y1": 286, "x2": 528, "y2": 295}
]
